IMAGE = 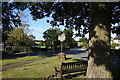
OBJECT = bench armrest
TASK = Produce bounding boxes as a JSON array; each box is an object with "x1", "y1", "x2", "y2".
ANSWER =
[{"x1": 54, "y1": 67, "x2": 58, "y2": 72}]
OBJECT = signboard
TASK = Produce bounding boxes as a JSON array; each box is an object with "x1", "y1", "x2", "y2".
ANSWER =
[{"x1": 58, "y1": 33, "x2": 65, "y2": 42}]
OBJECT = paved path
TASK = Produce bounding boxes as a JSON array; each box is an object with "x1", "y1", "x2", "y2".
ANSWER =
[
  {"x1": 111, "y1": 56, "x2": 120, "y2": 67},
  {"x1": 1, "y1": 57, "x2": 48, "y2": 71}
]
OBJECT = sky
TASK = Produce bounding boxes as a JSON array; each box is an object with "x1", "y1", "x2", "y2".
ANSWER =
[
  {"x1": 21, "y1": 9, "x2": 85, "y2": 41},
  {"x1": 21, "y1": 8, "x2": 116, "y2": 41}
]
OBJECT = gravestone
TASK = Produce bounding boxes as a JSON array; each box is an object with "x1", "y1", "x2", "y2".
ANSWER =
[{"x1": 58, "y1": 52, "x2": 66, "y2": 60}]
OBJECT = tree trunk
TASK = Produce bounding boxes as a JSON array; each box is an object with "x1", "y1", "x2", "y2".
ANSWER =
[{"x1": 86, "y1": 3, "x2": 113, "y2": 78}]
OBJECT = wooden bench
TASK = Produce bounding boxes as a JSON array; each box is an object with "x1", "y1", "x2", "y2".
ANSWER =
[{"x1": 54, "y1": 61, "x2": 87, "y2": 77}]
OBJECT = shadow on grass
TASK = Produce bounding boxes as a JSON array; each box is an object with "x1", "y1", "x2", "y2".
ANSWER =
[
  {"x1": 54, "y1": 58, "x2": 87, "y2": 79},
  {"x1": 72, "y1": 59, "x2": 82, "y2": 62},
  {"x1": 66, "y1": 57, "x2": 72, "y2": 60},
  {"x1": 63, "y1": 71, "x2": 86, "y2": 79},
  {"x1": 81, "y1": 57, "x2": 88, "y2": 59},
  {"x1": 112, "y1": 67, "x2": 120, "y2": 80},
  {"x1": 2, "y1": 51, "x2": 56, "y2": 60},
  {"x1": 72, "y1": 58, "x2": 87, "y2": 63}
]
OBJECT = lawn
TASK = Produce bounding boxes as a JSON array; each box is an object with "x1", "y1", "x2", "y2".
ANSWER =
[
  {"x1": 2, "y1": 56, "x2": 87, "y2": 79},
  {"x1": 1, "y1": 55, "x2": 46, "y2": 66}
]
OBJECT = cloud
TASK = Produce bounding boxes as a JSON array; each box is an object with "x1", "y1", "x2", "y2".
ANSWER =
[
  {"x1": 29, "y1": 27, "x2": 45, "y2": 33},
  {"x1": 28, "y1": 27, "x2": 50, "y2": 40}
]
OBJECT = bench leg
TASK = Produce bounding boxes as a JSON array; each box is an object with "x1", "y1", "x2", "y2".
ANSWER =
[
  {"x1": 55, "y1": 73, "x2": 57, "y2": 77},
  {"x1": 60, "y1": 73, "x2": 63, "y2": 78}
]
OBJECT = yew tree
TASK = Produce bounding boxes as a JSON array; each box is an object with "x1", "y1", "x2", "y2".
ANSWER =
[{"x1": 2, "y1": 2, "x2": 120, "y2": 78}]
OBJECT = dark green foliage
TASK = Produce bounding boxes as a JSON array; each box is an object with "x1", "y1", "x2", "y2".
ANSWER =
[
  {"x1": 6, "y1": 46, "x2": 31, "y2": 54},
  {"x1": 2, "y1": 2, "x2": 28, "y2": 42},
  {"x1": 27, "y1": 2, "x2": 90, "y2": 37},
  {"x1": 111, "y1": 43, "x2": 119, "y2": 49},
  {"x1": 5, "y1": 28, "x2": 35, "y2": 53},
  {"x1": 63, "y1": 29, "x2": 77, "y2": 47},
  {"x1": 111, "y1": 3, "x2": 120, "y2": 35},
  {"x1": 79, "y1": 37, "x2": 89, "y2": 48},
  {"x1": 27, "y1": 2, "x2": 119, "y2": 36},
  {"x1": 2, "y1": 2, "x2": 120, "y2": 43},
  {"x1": 79, "y1": 37, "x2": 88, "y2": 42},
  {"x1": 43, "y1": 28, "x2": 61, "y2": 49},
  {"x1": 6, "y1": 28, "x2": 34, "y2": 46},
  {"x1": 43, "y1": 28, "x2": 77, "y2": 49}
]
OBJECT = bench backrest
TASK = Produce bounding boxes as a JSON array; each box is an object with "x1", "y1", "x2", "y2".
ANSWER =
[{"x1": 61, "y1": 61, "x2": 87, "y2": 71}]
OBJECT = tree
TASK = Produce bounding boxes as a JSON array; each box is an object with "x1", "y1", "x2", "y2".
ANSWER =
[
  {"x1": 79, "y1": 37, "x2": 89, "y2": 48},
  {"x1": 26, "y1": 34, "x2": 35, "y2": 46},
  {"x1": 43, "y1": 28, "x2": 61, "y2": 51},
  {"x1": 86, "y1": 3, "x2": 113, "y2": 78},
  {"x1": 6, "y1": 27, "x2": 33, "y2": 46},
  {"x1": 2, "y1": 2, "x2": 29, "y2": 53},
  {"x1": 111, "y1": 4, "x2": 120, "y2": 35},
  {"x1": 79, "y1": 37, "x2": 88, "y2": 42},
  {"x1": 2, "y1": 2, "x2": 28, "y2": 43},
  {"x1": 2, "y1": 2, "x2": 120, "y2": 78},
  {"x1": 6, "y1": 27, "x2": 25, "y2": 46},
  {"x1": 111, "y1": 43, "x2": 119, "y2": 49},
  {"x1": 63, "y1": 29, "x2": 77, "y2": 48},
  {"x1": 28, "y1": 34, "x2": 35, "y2": 41},
  {"x1": 27, "y1": 2, "x2": 119, "y2": 78}
]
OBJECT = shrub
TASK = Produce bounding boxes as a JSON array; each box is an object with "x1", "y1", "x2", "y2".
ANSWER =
[
  {"x1": 111, "y1": 43, "x2": 119, "y2": 49},
  {"x1": 6, "y1": 46, "x2": 32, "y2": 54}
]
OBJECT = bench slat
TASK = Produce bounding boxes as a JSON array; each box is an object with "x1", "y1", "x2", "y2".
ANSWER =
[{"x1": 55, "y1": 61, "x2": 87, "y2": 77}]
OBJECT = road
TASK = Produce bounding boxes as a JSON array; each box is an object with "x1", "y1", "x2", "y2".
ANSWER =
[
  {"x1": 1, "y1": 48, "x2": 88, "y2": 71},
  {"x1": 14, "y1": 48, "x2": 120, "y2": 67},
  {"x1": 14, "y1": 47, "x2": 88, "y2": 61},
  {"x1": 4, "y1": 47, "x2": 120, "y2": 70},
  {"x1": 64, "y1": 48, "x2": 88, "y2": 61}
]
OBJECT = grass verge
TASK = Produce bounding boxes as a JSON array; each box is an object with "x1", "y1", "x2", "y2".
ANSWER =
[
  {"x1": 1, "y1": 55, "x2": 45, "y2": 66},
  {"x1": 2, "y1": 56, "x2": 87, "y2": 79}
]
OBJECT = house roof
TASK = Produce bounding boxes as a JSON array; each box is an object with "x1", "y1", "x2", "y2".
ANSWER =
[{"x1": 114, "y1": 35, "x2": 120, "y2": 40}]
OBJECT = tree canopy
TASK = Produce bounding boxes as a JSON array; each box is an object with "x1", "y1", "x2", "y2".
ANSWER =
[
  {"x1": 43, "y1": 28, "x2": 77, "y2": 48},
  {"x1": 79, "y1": 37, "x2": 88, "y2": 42},
  {"x1": 2, "y1": 2, "x2": 120, "y2": 40},
  {"x1": 6, "y1": 27, "x2": 35, "y2": 46},
  {"x1": 2, "y1": 2, "x2": 28, "y2": 42},
  {"x1": 43, "y1": 28, "x2": 61, "y2": 48},
  {"x1": 26, "y1": 2, "x2": 119, "y2": 36},
  {"x1": 63, "y1": 29, "x2": 77, "y2": 47}
]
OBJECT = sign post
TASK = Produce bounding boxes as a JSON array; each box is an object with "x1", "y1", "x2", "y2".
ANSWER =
[
  {"x1": 58, "y1": 33, "x2": 65, "y2": 52},
  {"x1": 61, "y1": 42, "x2": 62, "y2": 52},
  {"x1": 58, "y1": 33, "x2": 66, "y2": 60}
]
